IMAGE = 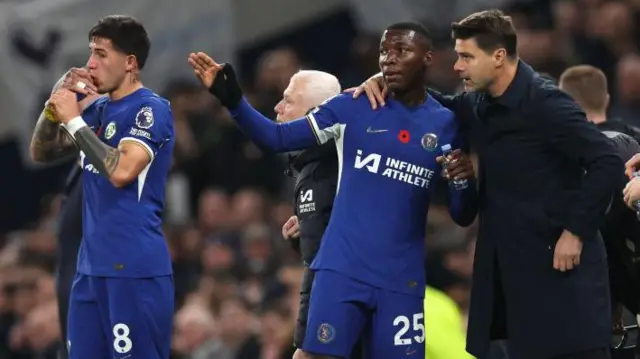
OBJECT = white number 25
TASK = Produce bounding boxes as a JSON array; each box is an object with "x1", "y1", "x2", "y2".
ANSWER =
[{"x1": 393, "y1": 313, "x2": 425, "y2": 345}]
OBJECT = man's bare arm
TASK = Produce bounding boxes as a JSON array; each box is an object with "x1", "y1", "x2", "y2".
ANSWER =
[
  {"x1": 29, "y1": 69, "x2": 98, "y2": 163},
  {"x1": 62, "y1": 116, "x2": 151, "y2": 188},
  {"x1": 29, "y1": 111, "x2": 78, "y2": 163}
]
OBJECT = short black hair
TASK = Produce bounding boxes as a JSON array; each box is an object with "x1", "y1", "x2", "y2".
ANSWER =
[
  {"x1": 451, "y1": 9, "x2": 517, "y2": 57},
  {"x1": 386, "y1": 21, "x2": 433, "y2": 50},
  {"x1": 88, "y1": 15, "x2": 150, "y2": 69}
]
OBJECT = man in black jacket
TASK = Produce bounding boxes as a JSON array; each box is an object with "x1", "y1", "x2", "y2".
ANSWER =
[{"x1": 273, "y1": 70, "x2": 354, "y2": 359}]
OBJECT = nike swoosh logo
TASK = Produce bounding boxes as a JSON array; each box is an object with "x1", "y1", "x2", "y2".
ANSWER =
[{"x1": 366, "y1": 126, "x2": 388, "y2": 133}]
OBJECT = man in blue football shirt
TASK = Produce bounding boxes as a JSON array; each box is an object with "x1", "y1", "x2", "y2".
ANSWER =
[
  {"x1": 189, "y1": 22, "x2": 477, "y2": 359},
  {"x1": 30, "y1": 15, "x2": 174, "y2": 359}
]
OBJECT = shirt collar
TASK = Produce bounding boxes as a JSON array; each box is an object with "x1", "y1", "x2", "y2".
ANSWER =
[{"x1": 493, "y1": 60, "x2": 534, "y2": 108}]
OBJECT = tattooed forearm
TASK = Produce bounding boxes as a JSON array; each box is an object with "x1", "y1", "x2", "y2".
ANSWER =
[
  {"x1": 73, "y1": 127, "x2": 121, "y2": 177},
  {"x1": 30, "y1": 112, "x2": 78, "y2": 162},
  {"x1": 29, "y1": 73, "x2": 79, "y2": 163}
]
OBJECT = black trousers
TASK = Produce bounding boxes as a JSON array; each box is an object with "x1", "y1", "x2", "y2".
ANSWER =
[
  {"x1": 55, "y1": 169, "x2": 83, "y2": 359},
  {"x1": 55, "y1": 259, "x2": 76, "y2": 359}
]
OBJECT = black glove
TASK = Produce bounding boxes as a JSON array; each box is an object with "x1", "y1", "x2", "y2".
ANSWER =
[{"x1": 208, "y1": 63, "x2": 243, "y2": 108}]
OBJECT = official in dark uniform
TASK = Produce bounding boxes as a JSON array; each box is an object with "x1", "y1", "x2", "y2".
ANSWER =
[
  {"x1": 272, "y1": 69, "x2": 364, "y2": 359},
  {"x1": 55, "y1": 165, "x2": 83, "y2": 359},
  {"x1": 283, "y1": 140, "x2": 339, "y2": 350},
  {"x1": 354, "y1": 10, "x2": 623, "y2": 359}
]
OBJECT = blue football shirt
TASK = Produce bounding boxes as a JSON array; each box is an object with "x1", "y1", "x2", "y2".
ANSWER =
[
  {"x1": 306, "y1": 94, "x2": 466, "y2": 296},
  {"x1": 230, "y1": 93, "x2": 475, "y2": 297},
  {"x1": 77, "y1": 88, "x2": 174, "y2": 278}
]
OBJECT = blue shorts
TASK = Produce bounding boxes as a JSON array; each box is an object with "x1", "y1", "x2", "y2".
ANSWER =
[
  {"x1": 67, "y1": 274, "x2": 174, "y2": 359},
  {"x1": 302, "y1": 270, "x2": 424, "y2": 359}
]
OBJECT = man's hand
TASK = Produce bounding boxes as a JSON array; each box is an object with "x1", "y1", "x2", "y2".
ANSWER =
[
  {"x1": 47, "y1": 89, "x2": 81, "y2": 124},
  {"x1": 553, "y1": 230, "x2": 583, "y2": 272},
  {"x1": 188, "y1": 52, "x2": 243, "y2": 108},
  {"x1": 61, "y1": 67, "x2": 97, "y2": 96},
  {"x1": 188, "y1": 52, "x2": 221, "y2": 88},
  {"x1": 623, "y1": 177, "x2": 640, "y2": 208},
  {"x1": 436, "y1": 149, "x2": 475, "y2": 180},
  {"x1": 625, "y1": 153, "x2": 640, "y2": 179},
  {"x1": 349, "y1": 73, "x2": 387, "y2": 109},
  {"x1": 293, "y1": 349, "x2": 313, "y2": 359},
  {"x1": 282, "y1": 215, "x2": 300, "y2": 240}
]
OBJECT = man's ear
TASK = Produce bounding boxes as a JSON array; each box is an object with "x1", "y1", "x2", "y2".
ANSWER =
[
  {"x1": 493, "y1": 49, "x2": 507, "y2": 68},
  {"x1": 424, "y1": 50, "x2": 433, "y2": 67},
  {"x1": 125, "y1": 55, "x2": 138, "y2": 72}
]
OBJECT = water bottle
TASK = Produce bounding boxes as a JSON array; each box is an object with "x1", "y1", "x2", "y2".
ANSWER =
[
  {"x1": 441, "y1": 144, "x2": 468, "y2": 190},
  {"x1": 633, "y1": 171, "x2": 640, "y2": 221}
]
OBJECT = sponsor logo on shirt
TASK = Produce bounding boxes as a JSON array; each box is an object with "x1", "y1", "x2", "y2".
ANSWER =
[
  {"x1": 354, "y1": 149, "x2": 435, "y2": 189},
  {"x1": 298, "y1": 189, "x2": 315, "y2": 213}
]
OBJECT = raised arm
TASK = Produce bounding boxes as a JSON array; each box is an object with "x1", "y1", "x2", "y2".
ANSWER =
[
  {"x1": 30, "y1": 68, "x2": 99, "y2": 163},
  {"x1": 30, "y1": 111, "x2": 78, "y2": 163},
  {"x1": 188, "y1": 52, "x2": 346, "y2": 152},
  {"x1": 228, "y1": 98, "x2": 322, "y2": 152}
]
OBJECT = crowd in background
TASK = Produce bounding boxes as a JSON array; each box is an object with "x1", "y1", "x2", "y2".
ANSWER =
[{"x1": 2, "y1": 0, "x2": 640, "y2": 358}]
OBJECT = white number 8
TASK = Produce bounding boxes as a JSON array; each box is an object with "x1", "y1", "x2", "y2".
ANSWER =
[
  {"x1": 113, "y1": 323, "x2": 133, "y2": 353},
  {"x1": 393, "y1": 313, "x2": 425, "y2": 346}
]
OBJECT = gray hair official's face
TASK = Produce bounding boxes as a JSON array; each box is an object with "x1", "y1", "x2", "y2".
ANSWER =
[
  {"x1": 453, "y1": 38, "x2": 500, "y2": 93},
  {"x1": 275, "y1": 76, "x2": 309, "y2": 123}
]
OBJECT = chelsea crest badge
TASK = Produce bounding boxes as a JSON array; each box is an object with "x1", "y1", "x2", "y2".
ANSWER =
[{"x1": 421, "y1": 133, "x2": 438, "y2": 151}]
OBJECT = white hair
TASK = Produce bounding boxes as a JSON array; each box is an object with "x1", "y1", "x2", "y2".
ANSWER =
[{"x1": 291, "y1": 70, "x2": 341, "y2": 108}]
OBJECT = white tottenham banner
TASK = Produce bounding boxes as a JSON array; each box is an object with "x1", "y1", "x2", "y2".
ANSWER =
[{"x1": 0, "y1": 0, "x2": 234, "y2": 165}]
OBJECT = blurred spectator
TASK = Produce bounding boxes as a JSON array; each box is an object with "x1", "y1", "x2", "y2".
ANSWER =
[
  {"x1": 218, "y1": 297, "x2": 261, "y2": 359},
  {"x1": 172, "y1": 303, "x2": 231, "y2": 359},
  {"x1": 251, "y1": 48, "x2": 302, "y2": 118},
  {"x1": 257, "y1": 303, "x2": 296, "y2": 359},
  {"x1": 613, "y1": 54, "x2": 640, "y2": 126}
]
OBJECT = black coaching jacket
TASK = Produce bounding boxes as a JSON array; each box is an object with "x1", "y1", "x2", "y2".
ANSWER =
[
  {"x1": 431, "y1": 61, "x2": 623, "y2": 359},
  {"x1": 286, "y1": 141, "x2": 338, "y2": 348}
]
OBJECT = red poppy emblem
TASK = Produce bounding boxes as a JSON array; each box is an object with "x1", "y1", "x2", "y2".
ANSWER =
[{"x1": 398, "y1": 130, "x2": 410, "y2": 143}]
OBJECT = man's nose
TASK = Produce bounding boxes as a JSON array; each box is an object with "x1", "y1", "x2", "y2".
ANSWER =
[
  {"x1": 453, "y1": 59, "x2": 464, "y2": 73},
  {"x1": 87, "y1": 58, "x2": 98, "y2": 69},
  {"x1": 381, "y1": 52, "x2": 398, "y2": 66}
]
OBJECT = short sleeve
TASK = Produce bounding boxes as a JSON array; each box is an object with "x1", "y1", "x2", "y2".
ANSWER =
[
  {"x1": 119, "y1": 101, "x2": 172, "y2": 161},
  {"x1": 306, "y1": 93, "x2": 355, "y2": 144}
]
